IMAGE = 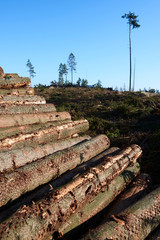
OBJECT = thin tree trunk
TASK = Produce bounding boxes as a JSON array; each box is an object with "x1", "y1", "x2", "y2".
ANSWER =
[
  {"x1": 71, "y1": 69, "x2": 73, "y2": 84},
  {"x1": 0, "y1": 119, "x2": 89, "y2": 151},
  {"x1": 0, "y1": 111, "x2": 71, "y2": 128},
  {"x1": 0, "y1": 134, "x2": 110, "y2": 207},
  {"x1": 0, "y1": 152, "x2": 140, "y2": 240},
  {"x1": 129, "y1": 23, "x2": 132, "y2": 91},
  {"x1": 80, "y1": 186, "x2": 160, "y2": 240}
]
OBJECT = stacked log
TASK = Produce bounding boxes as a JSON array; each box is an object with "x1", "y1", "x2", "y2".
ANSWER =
[{"x1": 0, "y1": 72, "x2": 158, "y2": 240}]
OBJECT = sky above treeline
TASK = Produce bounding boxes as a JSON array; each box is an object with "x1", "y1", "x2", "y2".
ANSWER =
[{"x1": 0, "y1": 0, "x2": 160, "y2": 90}]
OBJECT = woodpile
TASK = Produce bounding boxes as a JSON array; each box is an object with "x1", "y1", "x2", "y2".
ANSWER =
[{"x1": 0, "y1": 74, "x2": 159, "y2": 240}]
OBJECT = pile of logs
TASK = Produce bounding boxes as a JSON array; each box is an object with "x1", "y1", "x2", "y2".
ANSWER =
[{"x1": 0, "y1": 75, "x2": 159, "y2": 240}]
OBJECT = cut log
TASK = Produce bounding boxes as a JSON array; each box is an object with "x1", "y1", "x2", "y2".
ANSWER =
[
  {"x1": 0, "y1": 95, "x2": 46, "y2": 104},
  {"x1": 0, "y1": 77, "x2": 30, "y2": 89},
  {"x1": 0, "y1": 134, "x2": 110, "y2": 207},
  {"x1": 0, "y1": 147, "x2": 119, "y2": 223},
  {"x1": 0, "y1": 162, "x2": 140, "y2": 240},
  {"x1": 0, "y1": 87, "x2": 34, "y2": 96},
  {"x1": 104, "y1": 173, "x2": 151, "y2": 217},
  {"x1": 0, "y1": 111, "x2": 71, "y2": 128},
  {"x1": 0, "y1": 120, "x2": 71, "y2": 141},
  {"x1": 0, "y1": 120, "x2": 89, "y2": 151},
  {"x1": 79, "y1": 186, "x2": 160, "y2": 240},
  {"x1": 0, "y1": 103, "x2": 56, "y2": 114},
  {"x1": 0, "y1": 135, "x2": 90, "y2": 173}
]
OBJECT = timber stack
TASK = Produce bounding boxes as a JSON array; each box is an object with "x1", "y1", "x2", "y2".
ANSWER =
[{"x1": 0, "y1": 68, "x2": 159, "y2": 240}]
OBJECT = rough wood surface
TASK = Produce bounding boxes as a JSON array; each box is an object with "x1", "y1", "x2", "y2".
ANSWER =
[
  {"x1": 0, "y1": 103, "x2": 56, "y2": 114},
  {"x1": 0, "y1": 77, "x2": 30, "y2": 89},
  {"x1": 0, "y1": 87, "x2": 34, "y2": 96},
  {"x1": 0, "y1": 120, "x2": 89, "y2": 151},
  {"x1": 0, "y1": 95, "x2": 46, "y2": 104},
  {"x1": 0, "y1": 134, "x2": 110, "y2": 207},
  {"x1": 79, "y1": 186, "x2": 160, "y2": 240},
  {"x1": 0, "y1": 136, "x2": 90, "y2": 173},
  {"x1": 0, "y1": 156, "x2": 140, "y2": 239},
  {"x1": 0, "y1": 111, "x2": 71, "y2": 128}
]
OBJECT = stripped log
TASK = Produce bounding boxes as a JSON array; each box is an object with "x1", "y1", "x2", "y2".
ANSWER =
[
  {"x1": 0, "y1": 111, "x2": 71, "y2": 128},
  {"x1": 0, "y1": 77, "x2": 30, "y2": 89},
  {"x1": 0, "y1": 135, "x2": 90, "y2": 173},
  {"x1": 79, "y1": 186, "x2": 160, "y2": 240},
  {"x1": 0, "y1": 158, "x2": 140, "y2": 239},
  {"x1": 0, "y1": 87, "x2": 34, "y2": 96},
  {"x1": 0, "y1": 103, "x2": 56, "y2": 114},
  {"x1": 0, "y1": 134, "x2": 110, "y2": 207},
  {"x1": 0, "y1": 147, "x2": 119, "y2": 223},
  {"x1": 0, "y1": 95, "x2": 46, "y2": 104},
  {"x1": 104, "y1": 173, "x2": 151, "y2": 218},
  {"x1": 0, "y1": 120, "x2": 89, "y2": 151}
]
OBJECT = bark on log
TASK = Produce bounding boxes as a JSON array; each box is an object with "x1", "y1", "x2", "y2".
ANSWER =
[
  {"x1": 0, "y1": 120, "x2": 71, "y2": 141},
  {"x1": 0, "y1": 77, "x2": 30, "y2": 89},
  {"x1": 0, "y1": 103, "x2": 56, "y2": 114},
  {"x1": 0, "y1": 111, "x2": 71, "y2": 128},
  {"x1": 0, "y1": 120, "x2": 89, "y2": 151},
  {"x1": 0, "y1": 136, "x2": 90, "y2": 173},
  {"x1": 0, "y1": 147, "x2": 119, "y2": 223},
  {"x1": 0, "y1": 162, "x2": 140, "y2": 240},
  {"x1": 79, "y1": 186, "x2": 160, "y2": 240},
  {"x1": 147, "y1": 225, "x2": 160, "y2": 240},
  {"x1": 0, "y1": 134, "x2": 110, "y2": 207},
  {"x1": 104, "y1": 173, "x2": 151, "y2": 217},
  {"x1": 0, "y1": 95, "x2": 46, "y2": 104},
  {"x1": 0, "y1": 87, "x2": 34, "y2": 96}
]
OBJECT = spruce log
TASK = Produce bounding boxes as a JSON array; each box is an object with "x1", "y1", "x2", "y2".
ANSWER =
[
  {"x1": 0, "y1": 111, "x2": 71, "y2": 128},
  {"x1": 104, "y1": 173, "x2": 151, "y2": 217},
  {"x1": 0, "y1": 147, "x2": 119, "y2": 223},
  {"x1": 0, "y1": 136, "x2": 90, "y2": 173},
  {"x1": 0, "y1": 134, "x2": 110, "y2": 207},
  {"x1": 0, "y1": 95, "x2": 45, "y2": 104},
  {"x1": 0, "y1": 103, "x2": 56, "y2": 114},
  {"x1": 0, "y1": 77, "x2": 30, "y2": 89},
  {"x1": 0, "y1": 120, "x2": 89, "y2": 151},
  {"x1": 79, "y1": 186, "x2": 160, "y2": 240},
  {"x1": 0, "y1": 120, "x2": 71, "y2": 141},
  {"x1": 0, "y1": 87, "x2": 34, "y2": 96},
  {"x1": 0, "y1": 162, "x2": 140, "y2": 240}
]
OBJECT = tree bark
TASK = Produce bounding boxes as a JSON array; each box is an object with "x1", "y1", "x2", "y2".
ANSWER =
[
  {"x1": 129, "y1": 23, "x2": 132, "y2": 91},
  {"x1": 0, "y1": 103, "x2": 56, "y2": 114},
  {"x1": 0, "y1": 135, "x2": 90, "y2": 173},
  {"x1": 0, "y1": 134, "x2": 110, "y2": 208},
  {"x1": 80, "y1": 186, "x2": 160, "y2": 240},
  {"x1": 0, "y1": 95, "x2": 46, "y2": 104},
  {"x1": 0, "y1": 120, "x2": 89, "y2": 151},
  {"x1": 0, "y1": 87, "x2": 34, "y2": 96},
  {"x1": 0, "y1": 77, "x2": 30, "y2": 89},
  {"x1": 0, "y1": 145, "x2": 141, "y2": 239},
  {"x1": 0, "y1": 111, "x2": 71, "y2": 128}
]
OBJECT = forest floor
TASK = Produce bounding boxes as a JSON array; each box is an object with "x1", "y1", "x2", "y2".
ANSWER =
[{"x1": 35, "y1": 86, "x2": 160, "y2": 184}]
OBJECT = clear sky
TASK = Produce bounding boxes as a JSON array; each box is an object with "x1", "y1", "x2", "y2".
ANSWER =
[{"x1": 0, "y1": 0, "x2": 160, "y2": 90}]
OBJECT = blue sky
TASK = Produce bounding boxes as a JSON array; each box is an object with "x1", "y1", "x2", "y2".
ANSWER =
[{"x1": 0, "y1": 0, "x2": 160, "y2": 90}]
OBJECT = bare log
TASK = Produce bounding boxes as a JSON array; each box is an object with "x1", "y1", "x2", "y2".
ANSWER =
[
  {"x1": 0, "y1": 134, "x2": 110, "y2": 207},
  {"x1": 0, "y1": 77, "x2": 30, "y2": 89},
  {"x1": 0, "y1": 111, "x2": 71, "y2": 128},
  {"x1": 0, "y1": 87, "x2": 34, "y2": 96},
  {"x1": 0, "y1": 103, "x2": 56, "y2": 114},
  {"x1": 79, "y1": 186, "x2": 160, "y2": 240},
  {"x1": 0, "y1": 135, "x2": 90, "y2": 173},
  {"x1": 0, "y1": 95, "x2": 46, "y2": 104},
  {"x1": 0, "y1": 120, "x2": 89, "y2": 151},
  {"x1": 0, "y1": 162, "x2": 140, "y2": 240}
]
